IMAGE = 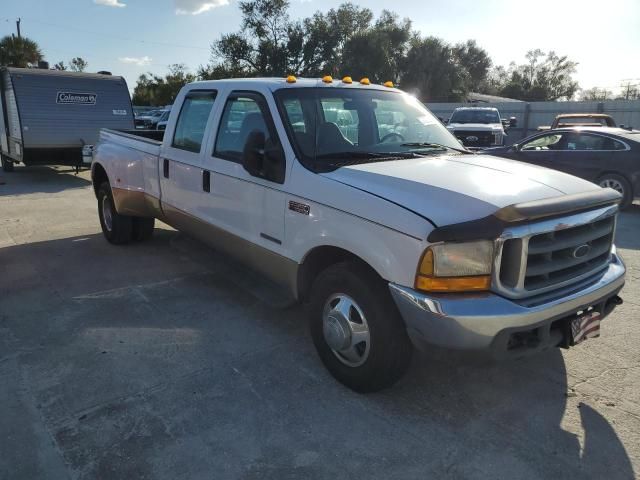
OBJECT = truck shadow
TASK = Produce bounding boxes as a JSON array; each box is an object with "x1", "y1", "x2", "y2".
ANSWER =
[
  {"x1": 0, "y1": 165, "x2": 91, "y2": 196},
  {"x1": 364, "y1": 348, "x2": 635, "y2": 479}
]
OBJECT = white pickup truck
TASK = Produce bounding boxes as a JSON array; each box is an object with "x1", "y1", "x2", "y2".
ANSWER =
[{"x1": 91, "y1": 77, "x2": 626, "y2": 392}]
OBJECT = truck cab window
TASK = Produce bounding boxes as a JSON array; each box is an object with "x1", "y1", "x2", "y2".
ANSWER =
[
  {"x1": 214, "y1": 93, "x2": 279, "y2": 163},
  {"x1": 172, "y1": 91, "x2": 217, "y2": 153}
]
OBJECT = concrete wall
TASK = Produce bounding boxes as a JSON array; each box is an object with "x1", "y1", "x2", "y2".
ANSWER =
[{"x1": 426, "y1": 100, "x2": 640, "y2": 145}]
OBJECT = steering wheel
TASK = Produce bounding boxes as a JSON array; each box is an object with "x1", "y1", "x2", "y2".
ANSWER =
[{"x1": 380, "y1": 132, "x2": 405, "y2": 144}]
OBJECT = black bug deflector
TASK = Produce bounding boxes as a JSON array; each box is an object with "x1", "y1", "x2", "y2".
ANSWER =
[{"x1": 427, "y1": 188, "x2": 622, "y2": 243}]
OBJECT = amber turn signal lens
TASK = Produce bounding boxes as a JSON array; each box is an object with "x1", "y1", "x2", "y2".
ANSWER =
[
  {"x1": 342, "y1": 76, "x2": 353, "y2": 84},
  {"x1": 322, "y1": 75, "x2": 333, "y2": 83},
  {"x1": 384, "y1": 81, "x2": 394, "y2": 88},
  {"x1": 286, "y1": 75, "x2": 297, "y2": 83},
  {"x1": 360, "y1": 77, "x2": 371, "y2": 85},
  {"x1": 415, "y1": 275, "x2": 491, "y2": 292}
]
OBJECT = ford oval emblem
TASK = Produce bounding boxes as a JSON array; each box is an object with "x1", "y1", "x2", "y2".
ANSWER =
[
  {"x1": 572, "y1": 244, "x2": 591, "y2": 259},
  {"x1": 466, "y1": 135, "x2": 479, "y2": 142}
]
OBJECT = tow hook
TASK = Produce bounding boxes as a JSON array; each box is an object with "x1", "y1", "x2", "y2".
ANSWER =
[{"x1": 604, "y1": 295, "x2": 623, "y2": 316}]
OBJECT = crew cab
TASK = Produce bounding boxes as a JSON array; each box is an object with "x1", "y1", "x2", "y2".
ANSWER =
[
  {"x1": 91, "y1": 77, "x2": 626, "y2": 392},
  {"x1": 445, "y1": 106, "x2": 515, "y2": 148}
]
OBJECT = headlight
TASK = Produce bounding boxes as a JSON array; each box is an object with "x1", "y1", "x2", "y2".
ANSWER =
[{"x1": 415, "y1": 241, "x2": 494, "y2": 292}]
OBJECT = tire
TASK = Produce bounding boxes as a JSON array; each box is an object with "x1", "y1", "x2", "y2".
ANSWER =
[
  {"x1": 598, "y1": 173, "x2": 633, "y2": 209},
  {"x1": 132, "y1": 217, "x2": 155, "y2": 242},
  {"x1": 97, "y1": 182, "x2": 133, "y2": 244},
  {"x1": 1, "y1": 155, "x2": 14, "y2": 172},
  {"x1": 308, "y1": 261, "x2": 413, "y2": 393}
]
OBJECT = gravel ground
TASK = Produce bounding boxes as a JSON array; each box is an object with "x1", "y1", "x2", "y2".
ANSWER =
[{"x1": 1, "y1": 165, "x2": 638, "y2": 480}]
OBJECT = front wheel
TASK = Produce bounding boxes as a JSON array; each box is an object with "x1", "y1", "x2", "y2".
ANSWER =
[
  {"x1": 598, "y1": 174, "x2": 633, "y2": 209},
  {"x1": 97, "y1": 182, "x2": 132, "y2": 244},
  {"x1": 308, "y1": 262, "x2": 413, "y2": 393}
]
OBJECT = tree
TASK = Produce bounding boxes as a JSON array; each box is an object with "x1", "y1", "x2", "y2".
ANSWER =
[
  {"x1": 484, "y1": 50, "x2": 579, "y2": 101},
  {"x1": 132, "y1": 64, "x2": 196, "y2": 106},
  {"x1": 0, "y1": 35, "x2": 43, "y2": 68},
  {"x1": 453, "y1": 40, "x2": 491, "y2": 91},
  {"x1": 580, "y1": 87, "x2": 614, "y2": 101},
  {"x1": 340, "y1": 11, "x2": 411, "y2": 83},
  {"x1": 70, "y1": 57, "x2": 88, "y2": 72},
  {"x1": 54, "y1": 57, "x2": 89, "y2": 72},
  {"x1": 400, "y1": 36, "x2": 469, "y2": 102}
]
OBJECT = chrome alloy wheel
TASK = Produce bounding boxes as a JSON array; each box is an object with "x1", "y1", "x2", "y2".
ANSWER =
[
  {"x1": 102, "y1": 195, "x2": 113, "y2": 232},
  {"x1": 322, "y1": 293, "x2": 371, "y2": 367},
  {"x1": 599, "y1": 178, "x2": 625, "y2": 195}
]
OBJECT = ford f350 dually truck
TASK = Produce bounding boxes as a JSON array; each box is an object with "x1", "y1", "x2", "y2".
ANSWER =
[{"x1": 91, "y1": 77, "x2": 625, "y2": 392}]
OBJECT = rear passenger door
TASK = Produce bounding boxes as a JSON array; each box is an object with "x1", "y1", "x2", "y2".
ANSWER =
[
  {"x1": 552, "y1": 132, "x2": 626, "y2": 182},
  {"x1": 159, "y1": 90, "x2": 217, "y2": 218},
  {"x1": 204, "y1": 90, "x2": 287, "y2": 254}
]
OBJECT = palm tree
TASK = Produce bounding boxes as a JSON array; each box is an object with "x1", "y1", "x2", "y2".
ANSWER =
[{"x1": 0, "y1": 35, "x2": 43, "y2": 68}]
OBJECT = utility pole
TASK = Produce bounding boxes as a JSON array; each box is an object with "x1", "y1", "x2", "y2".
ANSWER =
[{"x1": 16, "y1": 18, "x2": 21, "y2": 38}]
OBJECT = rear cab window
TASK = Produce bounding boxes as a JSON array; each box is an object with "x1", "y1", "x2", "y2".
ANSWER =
[{"x1": 172, "y1": 90, "x2": 217, "y2": 153}]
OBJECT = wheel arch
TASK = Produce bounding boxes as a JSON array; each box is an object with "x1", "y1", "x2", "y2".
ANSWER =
[
  {"x1": 91, "y1": 162, "x2": 110, "y2": 198},
  {"x1": 296, "y1": 245, "x2": 385, "y2": 302}
]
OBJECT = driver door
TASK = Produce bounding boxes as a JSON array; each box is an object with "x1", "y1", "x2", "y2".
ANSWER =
[
  {"x1": 203, "y1": 89, "x2": 288, "y2": 255},
  {"x1": 515, "y1": 132, "x2": 566, "y2": 169}
]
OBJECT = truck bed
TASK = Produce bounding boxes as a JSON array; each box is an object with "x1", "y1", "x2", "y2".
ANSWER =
[{"x1": 99, "y1": 128, "x2": 163, "y2": 156}]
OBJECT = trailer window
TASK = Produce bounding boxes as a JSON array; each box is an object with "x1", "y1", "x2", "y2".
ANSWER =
[{"x1": 172, "y1": 91, "x2": 217, "y2": 153}]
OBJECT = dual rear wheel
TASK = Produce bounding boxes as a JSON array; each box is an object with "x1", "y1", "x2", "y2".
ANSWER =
[{"x1": 97, "y1": 182, "x2": 154, "y2": 244}]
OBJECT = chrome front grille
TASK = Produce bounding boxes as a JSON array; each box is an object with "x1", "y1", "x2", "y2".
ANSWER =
[{"x1": 493, "y1": 205, "x2": 618, "y2": 299}]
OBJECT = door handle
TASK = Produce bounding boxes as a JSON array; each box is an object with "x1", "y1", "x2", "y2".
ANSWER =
[
  {"x1": 202, "y1": 170, "x2": 210, "y2": 192},
  {"x1": 163, "y1": 158, "x2": 169, "y2": 178}
]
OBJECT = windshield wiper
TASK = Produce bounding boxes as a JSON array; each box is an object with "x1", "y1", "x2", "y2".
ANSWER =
[
  {"x1": 400, "y1": 142, "x2": 470, "y2": 154},
  {"x1": 315, "y1": 151, "x2": 421, "y2": 162}
]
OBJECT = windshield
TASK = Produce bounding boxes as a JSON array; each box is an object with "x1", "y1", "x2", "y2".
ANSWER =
[
  {"x1": 274, "y1": 88, "x2": 463, "y2": 171},
  {"x1": 450, "y1": 109, "x2": 500, "y2": 124}
]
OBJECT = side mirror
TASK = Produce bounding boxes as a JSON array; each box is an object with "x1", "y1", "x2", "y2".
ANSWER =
[
  {"x1": 509, "y1": 117, "x2": 518, "y2": 128},
  {"x1": 242, "y1": 130, "x2": 285, "y2": 184},
  {"x1": 509, "y1": 144, "x2": 519, "y2": 152},
  {"x1": 444, "y1": 118, "x2": 449, "y2": 125}
]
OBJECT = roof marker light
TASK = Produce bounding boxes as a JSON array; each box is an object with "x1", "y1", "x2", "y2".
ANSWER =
[
  {"x1": 360, "y1": 77, "x2": 370, "y2": 85},
  {"x1": 342, "y1": 76, "x2": 353, "y2": 84},
  {"x1": 322, "y1": 75, "x2": 333, "y2": 83},
  {"x1": 286, "y1": 75, "x2": 297, "y2": 83},
  {"x1": 384, "y1": 81, "x2": 394, "y2": 88}
]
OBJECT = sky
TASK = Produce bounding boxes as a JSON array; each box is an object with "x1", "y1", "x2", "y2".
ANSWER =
[{"x1": 1, "y1": 0, "x2": 639, "y2": 95}]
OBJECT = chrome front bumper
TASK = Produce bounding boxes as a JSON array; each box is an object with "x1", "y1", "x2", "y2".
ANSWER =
[{"x1": 389, "y1": 253, "x2": 625, "y2": 354}]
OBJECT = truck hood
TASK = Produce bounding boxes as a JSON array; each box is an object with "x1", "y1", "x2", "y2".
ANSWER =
[
  {"x1": 321, "y1": 154, "x2": 602, "y2": 226},
  {"x1": 447, "y1": 123, "x2": 503, "y2": 131}
]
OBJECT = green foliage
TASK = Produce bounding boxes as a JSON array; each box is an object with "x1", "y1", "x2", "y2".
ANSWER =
[
  {"x1": 484, "y1": 50, "x2": 579, "y2": 101},
  {"x1": 132, "y1": 64, "x2": 196, "y2": 106},
  {"x1": 0, "y1": 35, "x2": 43, "y2": 68},
  {"x1": 54, "y1": 57, "x2": 89, "y2": 72},
  {"x1": 135, "y1": 1, "x2": 581, "y2": 104},
  {"x1": 69, "y1": 57, "x2": 88, "y2": 72}
]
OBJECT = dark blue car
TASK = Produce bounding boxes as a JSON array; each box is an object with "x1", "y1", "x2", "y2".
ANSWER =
[{"x1": 486, "y1": 127, "x2": 640, "y2": 208}]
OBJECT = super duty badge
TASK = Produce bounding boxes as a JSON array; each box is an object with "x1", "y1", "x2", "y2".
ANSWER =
[{"x1": 56, "y1": 91, "x2": 97, "y2": 105}]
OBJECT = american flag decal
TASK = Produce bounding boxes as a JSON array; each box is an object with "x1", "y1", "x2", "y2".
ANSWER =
[{"x1": 571, "y1": 311, "x2": 602, "y2": 344}]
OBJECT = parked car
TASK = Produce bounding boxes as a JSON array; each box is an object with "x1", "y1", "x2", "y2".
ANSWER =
[
  {"x1": 486, "y1": 127, "x2": 640, "y2": 208},
  {"x1": 445, "y1": 107, "x2": 516, "y2": 148},
  {"x1": 91, "y1": 77, "x2": 625, "y2": 392},
  {"x1": 155, "y1": 109, "x2": 171, "y2": 130},
  {"x1": 537, "y1": 113, "x2": 617, "y2": 131}
]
